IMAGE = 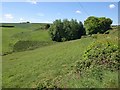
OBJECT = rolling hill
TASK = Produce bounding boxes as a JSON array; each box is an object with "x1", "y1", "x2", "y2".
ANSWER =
[{"x1": 2, "y1": 23, "x2": 119, "y2": 88}]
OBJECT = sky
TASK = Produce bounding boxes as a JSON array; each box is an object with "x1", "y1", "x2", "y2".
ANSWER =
[{"x1": 1, "y1": 1, "x2": 118, "y2": 25}]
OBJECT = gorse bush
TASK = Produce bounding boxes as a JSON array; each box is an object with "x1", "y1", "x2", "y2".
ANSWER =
[
  {"x1": 84, "y1": 16, "x2": 112, "y2": 35},
  {"x1": 76, "y1": 37, "x2": 119, "y2": 73},
  {"x1": 49, "y1": 19, "x2": 86, "y2": 42},
  {"x1": 74, "y1": 36, "x2": 119, "y2": 88}
]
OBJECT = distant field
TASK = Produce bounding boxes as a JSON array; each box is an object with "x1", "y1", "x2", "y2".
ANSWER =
[
  {"x1": 2, "y1": 23, "x2": 52, "y2": 54},
  {"x1": 2, "y1": 23, "x2": 119, "y2": 88}
]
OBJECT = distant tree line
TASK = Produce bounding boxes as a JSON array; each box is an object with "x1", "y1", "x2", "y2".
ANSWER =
[
  {"x1": 20, "y1": 21, "x2": 30, "y2": 24},
  {"x1": 49, "y1": 16, "x2": 113, "y2": 42},
  {"x1": 0, "y1": 25, "x2": 15, "y2": 27}
]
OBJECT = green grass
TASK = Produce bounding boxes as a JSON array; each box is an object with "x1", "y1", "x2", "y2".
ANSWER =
[
  {"x1": 2, "y1": 23, "x2": 119, "y2": 88},
  {"x1": 2, "y1": 23, "x2": 52, "y2": 54},
  {"x1": 3, "y1": 37, "x2": 94, "y2": 88},
  {"x1": 0, "y1": 55, "x2": 1, "y2": 90},
  {"x1": 1, "y1": 23, "x2": 47, "y2": 31},
  {"x1": 0, "y1": 27, "x2": 2, "y2": 54},
  {"x1": 2, "y1": 27, "x2": 26, "y2": 53}
]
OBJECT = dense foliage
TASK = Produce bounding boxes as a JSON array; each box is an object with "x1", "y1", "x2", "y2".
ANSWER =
[
  {"x1": 45, "y1": 24, "x2": 50, "y2": 29},
  {"x1": 84, "y1": 16, "x2": 112, "y2": 35},
  {"x1": 76, "y1": 36, "x2": 119, "y2": 72},
  {"x1": 74, "y1": 36, "x2": 119, "y2": 87},
  {"x1": 49, "y1": 19, "x2": 85, "y2": 42}
]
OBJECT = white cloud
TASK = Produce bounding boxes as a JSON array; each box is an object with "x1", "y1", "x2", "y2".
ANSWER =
[
  {"x1": 75, "y1": 10, "x2": 81, "y2": 14},
  {"x1": 27, "y1": 0, "x2": 37, "y2": 4},
  {"x1": 19, "y1": 18, "x2": 23, "y2": 21},
  {"x1": 109, "y1": 4, "x2": 115, "y2": 9},
  {"x1": 19, "y1": 18, "x2": 25, "y2": 22},
  {"x1": 4, "y1": 14, "x2": 14, "y2": 19}
]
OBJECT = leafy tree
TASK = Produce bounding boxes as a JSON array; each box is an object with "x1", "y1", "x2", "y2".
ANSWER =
[
  {"x1": 98, "y1": 17, "x2": 112, "y2": 33},
  {"x1": 45, "y1": 24, "x2": 50, "y2": 29},
  {"x1": 26, "y1": 21, "x2": 30, "y2": 23},
  {"x1": 49, "y1": 19, "x2": 63, "y2": 42},
  {"x1": 49, "y1": 19, "x2": 85, "y2": 42},
  {"x1": 84, "y1": 16, "x2": 112, "y2": 35}
]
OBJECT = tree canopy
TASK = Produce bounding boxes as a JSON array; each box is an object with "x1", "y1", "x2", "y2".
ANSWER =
[
  {"x1": 49, "y1": 19, "x2": 85, "y2": 42},
  {"x1": 84, "y1": 16, "x2": 112, "y2": 35}
]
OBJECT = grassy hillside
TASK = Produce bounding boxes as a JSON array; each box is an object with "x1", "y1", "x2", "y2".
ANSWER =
[
  {"x1": 3, "y1": 37, "x2": 94, "y2": 88},
  {"x1": 2, "y1": 23, "x2": 52, "y2": 54},
  {"x1": 2, "y1": 23, "x2": 119, "y2": 88},
  {"x1": 0, "y1": 27, "x2": 2, "y2": 54}
]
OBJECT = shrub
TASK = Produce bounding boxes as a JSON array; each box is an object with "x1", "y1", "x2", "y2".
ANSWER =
[
  {"x1": 45, "y1": 24, "x2": 50, "y2": 29},
  {"x1": 75, "y1": 36, "x2": 119, "y2": 75},
  {"x1": 74, "y1": 37, "x2": 119, "y2": 87},
  {"x1": 49, "y1": 19, "x2": 85, "y2": 42},
  {"x1": 26, "y1": 21, "x2": 30, "y2": 23},
  {"x1": 84, "y1": 16, "x2": 112, "y2": 35}
]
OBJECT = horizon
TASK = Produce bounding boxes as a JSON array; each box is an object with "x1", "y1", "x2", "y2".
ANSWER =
[{"x1": 1, "y1": 2, "x2": 118, "y2": 25}]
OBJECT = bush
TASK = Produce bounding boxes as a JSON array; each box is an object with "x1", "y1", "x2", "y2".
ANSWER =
[
  {"x1": 74, "y1": 37, "x2": 119, "y2": 87},
  {"x1": 75, "y1": 37, "x2": 119, "y2": 74},
  {"x1": 49, "y1": 19, "x2": 86, "y2": 42},
  {"x1": 45, "y1": 24, "x2": 50, "y2": 29},
  {"x1": 84, "y1": 16, "x2": 112, "y2": 35},
  {"x1": 26, "y1": 21, "x2": 30, "y2": 23}
]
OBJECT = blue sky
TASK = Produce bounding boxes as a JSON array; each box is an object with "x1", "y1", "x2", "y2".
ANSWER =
[{"x1": 1, "y1": 2, "x2": 118, "y2": 25}]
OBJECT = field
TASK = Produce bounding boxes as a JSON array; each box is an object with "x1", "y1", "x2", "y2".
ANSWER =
[
  {"x1": 2, "y1": 23, "x2": 119, "y2": 88},
  {"x1": 2, "y1": 23, "x2": 53, "y2": 54}
]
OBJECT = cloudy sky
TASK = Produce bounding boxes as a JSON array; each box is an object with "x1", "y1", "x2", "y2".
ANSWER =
[{"x1": 1, "y1": 1, "x2": 118, "y2": 25}]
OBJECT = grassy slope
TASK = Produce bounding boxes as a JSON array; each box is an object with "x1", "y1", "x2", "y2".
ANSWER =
[
  {"x1": 0, "y1": 27, "x2": 2, "y2": 54},
  {"x1": 2, "y1": 23, "x2": 51, "y2": 53},
  {"x1": 0, "y1": 56, "x2": 1, "y2": 89},
  {"x1": 3, "y1": 37, "x2": 94, "y2": 88},
  {"x1": 2, "y1": 23, "x2": 118, "y2": 88}
]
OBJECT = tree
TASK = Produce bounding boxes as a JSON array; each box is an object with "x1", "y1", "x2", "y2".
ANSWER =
[
  {"x1": 84, "y1": 16, "x2": 112, "y2": 35},
  {"x1": 98, "y1": 17, "x2": 112, "y2": 33},
  {"x1": 45, "y1": 24, "x2": 50, "y2": 29},
  {"x1": 49, "y1": 19, "x2": 85, "y2": 42},
  {"x1": 26, "y1": 21, "x2": 30, "y2": 23},
  {"x1": 49, "y1": 19, "x2": 63, "y2": 42}
]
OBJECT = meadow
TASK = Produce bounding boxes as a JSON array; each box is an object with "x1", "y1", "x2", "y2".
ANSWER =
[
  {"x1": 2, "y1": 23, "x2": 53, "y2": 54},
  {"x1": 2, "y1": 23, "x2": 119, "y2": 88}
]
